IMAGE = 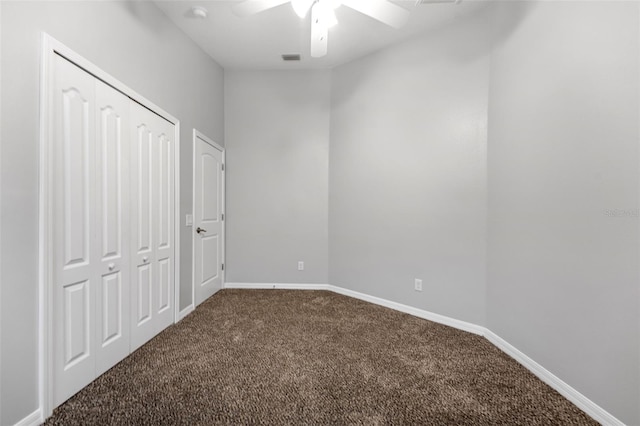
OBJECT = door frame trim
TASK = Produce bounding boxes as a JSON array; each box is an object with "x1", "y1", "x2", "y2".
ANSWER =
[
  {"x1": 190, "y1": 129, "x2": 225, "y2": 314},
  {"x1": 38, "y1": 33, "x2": 181, "y2": 419}
]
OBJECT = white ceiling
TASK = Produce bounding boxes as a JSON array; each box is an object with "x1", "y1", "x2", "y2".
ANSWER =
[{"x1": 154, "y1": 0, "x2": 487, "y2": 69}]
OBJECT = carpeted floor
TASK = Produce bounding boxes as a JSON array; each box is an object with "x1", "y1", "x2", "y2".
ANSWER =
[{"x1": 46, "y1": 289, "x2": 597, "y2": 425}]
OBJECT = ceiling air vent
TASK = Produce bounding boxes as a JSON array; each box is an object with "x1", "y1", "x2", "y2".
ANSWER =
[{"x1": 282, "y1": 54, "x2": 302, "y2": 62}]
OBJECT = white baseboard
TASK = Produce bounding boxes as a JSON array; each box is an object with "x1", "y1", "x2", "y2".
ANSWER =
[
  {"x1": 224, "y1": 282, "x2": 623, "y2": 426},
  {"x1": 176, "y1": 304, "x2": 195, "y2": 322},
  {"x1": 14, "y1": 408, "x2": 42, "y2": 426},
  {"x1": 327, "y1": 285, "x2": 485, "y2": 336},
  {"x1": 484, "y1": 331, "x2": 624, "y2": 426},
  {"x1": 224, "y1": 282, "x2": 331, "y2": 290}
]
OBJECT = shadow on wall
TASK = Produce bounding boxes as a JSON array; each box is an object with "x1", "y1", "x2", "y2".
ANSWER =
[
  {"x1": 121, "y1": 0, "x2": 173, "y2": 37},
  {"x1": 489, "y1": 1, "x2": 534, "y2": 51},
  {"x1": 331, "y1": 1, "x2": 534, "y2": 107}
]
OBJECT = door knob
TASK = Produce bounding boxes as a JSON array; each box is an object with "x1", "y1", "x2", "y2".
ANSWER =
[
  {"x1": 108, "y1": 263, "x2": 115, "y2": 271},
  {"x1": 143, "y1": 256, "x2": 149, "y2": 263},
  {"x1": 196, "y1": 227, "x2": 207, "y2": 234}
]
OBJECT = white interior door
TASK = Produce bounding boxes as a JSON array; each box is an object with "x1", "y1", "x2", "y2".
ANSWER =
[
  {"x1": 53, "y1": 54, "x2": 97, "y2": 406},
  {"x1": 194, "y1": 132, "x2": 224, "y2": 306},
  {"x1": 94, "y1": 80, "x2": 131, "y2": 376},
  {"x1": 130, "y1": 102, "x2": 175, "y2": 351}
]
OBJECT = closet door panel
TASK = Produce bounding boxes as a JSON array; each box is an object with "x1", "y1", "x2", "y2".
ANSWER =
[
  {"x1": 95, "y1": 80, "x2": 131, "y2": 376},
  {"x1": 130, "y1": 102, "x2": 175, "y2": 350},
  {"x1": 154, "y1": 121, "x2": 175, "y2": 331},
  {"x1": 53, "y1": 54, "x2": 97, "y2": 406},
  {"x1": 137, "y1": 263, "x2": 153, "y2": 323},
  {"x1": 130, "y1": 103, "x2": 158, "y2": 351}
]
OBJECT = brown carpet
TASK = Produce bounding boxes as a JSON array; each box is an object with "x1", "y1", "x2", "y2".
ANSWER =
[{"x1": 46, "y1": 289, "x2": 596, "y2": 425}]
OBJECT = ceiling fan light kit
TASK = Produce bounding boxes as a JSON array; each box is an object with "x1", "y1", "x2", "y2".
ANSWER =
[
  {"x1": 291, "y1": 0, "x2": 315, "y2": 18},
  {"x1": 315, "y1": 1, "x2": 339, "y2": 28},
  {"x1": 233, "y1": 0, "x2": 459, "y2": 59}
]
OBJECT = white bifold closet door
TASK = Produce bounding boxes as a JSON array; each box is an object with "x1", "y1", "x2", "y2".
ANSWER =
[
  {"x1": 52, "y1": 53, "x2": 175, "y2": 407},
  {"x1": 129, "y1": 102, "x2": 175, "y2": 352}
]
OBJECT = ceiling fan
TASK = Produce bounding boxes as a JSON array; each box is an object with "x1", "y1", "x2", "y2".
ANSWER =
[{"x1": 232, "y1": 0, "x2": 412, "y2": 58}]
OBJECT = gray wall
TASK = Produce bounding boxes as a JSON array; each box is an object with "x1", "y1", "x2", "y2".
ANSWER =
[
  {"x1": 486, "y1": 2, "x2": 640, "y2": 424},
  {"x1": 328, "y1": 2, "x2": 639, "y2": 423},
  {"x1": 225, "y1": 70, "x2": 330, "y2": 284},
  {"x1": 0, "y1": 2, "x2": 224, "y2": 424},
  {"x1": 2, "y1": 1, "x2": 638, "y2": 425},
  {"x1": 329, "y1": 9, "x2": 490, "y2": 325}
]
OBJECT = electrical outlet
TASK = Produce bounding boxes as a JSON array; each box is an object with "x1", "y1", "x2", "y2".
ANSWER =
[
  {"x1": 298, "y1": 261, "x2": 304, "y2": 271},
  {"x1": 414, "y1": 278, "x2": 423, "y2": 292}
]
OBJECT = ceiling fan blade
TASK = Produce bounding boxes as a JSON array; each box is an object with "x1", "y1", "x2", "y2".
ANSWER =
[
  {"x1": 310, "y1": 4, "x2": 328, "y2": 58},
  {"x1": 341, "y1": 0, "x2": 410, "y2": 29},
  {"x1": 232, "y1": 0, "x2": 291, "y2": 17}
]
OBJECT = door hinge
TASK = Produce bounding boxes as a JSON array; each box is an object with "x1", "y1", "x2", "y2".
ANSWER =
[
  {"x1": 221, "y1": 213, "x2": 224, "y2": 221},
  {"x1": 221, "y1": 263, "x2": 224, "y2": 271},
  {"x1": 221, "y1": 164, "x2": 225, "y2": 171}
]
